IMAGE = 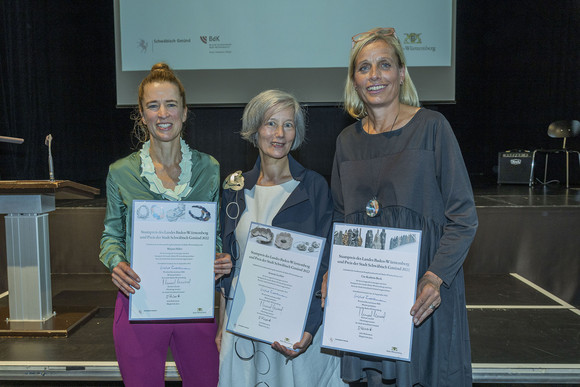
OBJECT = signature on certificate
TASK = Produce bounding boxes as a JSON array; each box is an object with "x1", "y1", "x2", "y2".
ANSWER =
[{"x1": 357, "y1": 307, "x2": 386, "y2": 319}]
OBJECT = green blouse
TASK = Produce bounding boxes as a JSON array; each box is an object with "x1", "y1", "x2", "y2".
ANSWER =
[{"x1": 99, "y1": 141, "x2": 222, "y2": 271}]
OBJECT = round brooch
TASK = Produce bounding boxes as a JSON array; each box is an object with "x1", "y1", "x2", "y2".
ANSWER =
[
  {"x1": 189, "y1": 205, "x2": 211, "y2": 221},
  {"x1": 151, "y1": 205, "x2": 165, "y2": 220},
  {"x1": 275, "y1": 232, "x2": 293, "y2": 250},
  {"x1": 136, "y1": 205, "x2": 149, "y2": 219}
]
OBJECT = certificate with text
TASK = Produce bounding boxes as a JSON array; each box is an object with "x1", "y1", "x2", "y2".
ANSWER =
[
  {"x1": 129, "y1": 200, "x2": 216, "y2": 320},
  {"x1": 226, "y1": 222, "x2": 324, "y2": 350},
  {"x1": 322, "y1": 223, "x2": 421, "y2": 361}
]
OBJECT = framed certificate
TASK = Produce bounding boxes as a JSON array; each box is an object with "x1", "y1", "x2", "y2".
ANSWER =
[
  {"x1": 129, "y1": 200, "x2": 217, "y2": 320},
  {"x1": 322, "y1": 223, "x2": 421, "y2": 361},
  {"x1": 226, "y1": 222, "x2": 324, "y2": 350}
]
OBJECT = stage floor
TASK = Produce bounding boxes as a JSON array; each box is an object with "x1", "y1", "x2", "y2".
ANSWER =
[
  {"x1": 0, "y1": 272, "x2": 579, "y2": 385},
  {"x1": 471, "y1": 181, "x2": 580, "y2": 208},
  {"x1": 0, "y1": 181, "x2": 579, "y2": 385}
]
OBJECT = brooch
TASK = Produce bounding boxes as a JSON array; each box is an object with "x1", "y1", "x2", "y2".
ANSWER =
[
  {"x1": 223, "y1": 170, "x2": 244, "y2": 191},
  {"x1": 136, "y1": 204, "x2": 149, "y2": 219},
  {"x1": 189, "y1": 205, "x2": 211, "y2": 221}
]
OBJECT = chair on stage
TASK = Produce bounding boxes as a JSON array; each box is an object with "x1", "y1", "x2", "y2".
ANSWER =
[{"x1": 529, "y1": 120, "x2": 580, "y2": 188}]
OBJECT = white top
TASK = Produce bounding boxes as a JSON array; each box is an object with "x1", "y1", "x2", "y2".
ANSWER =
[
  {"x1": 219, "y1": 177, "x2": 343, "y2": 387},
  {"x1": 139, "y1": 138, "x2": 193, "y2": 201},
  {"x1": 234, "y1": 179, "x2": 299, "y2": 263}
]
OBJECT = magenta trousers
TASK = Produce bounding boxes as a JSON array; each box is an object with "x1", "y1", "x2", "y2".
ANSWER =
[{"x1": 113, "y1": 291, "x2": 219, "y2": 387}]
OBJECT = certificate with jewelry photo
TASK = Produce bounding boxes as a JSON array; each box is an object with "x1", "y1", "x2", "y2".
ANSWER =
[
  {"x1": 226, "y1": 222, "x2": 324, "y2": 350},
  {"x1": 322, "y1": 223, "x2": 421, "y2": 361},
  {"x1": 129, "y1": 200, "x2": 217, "y2": 320}
]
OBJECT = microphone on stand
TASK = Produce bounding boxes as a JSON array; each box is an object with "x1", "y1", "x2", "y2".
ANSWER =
[{"x1": 45, "y1": 134, "x2": 55, "y2": 181}]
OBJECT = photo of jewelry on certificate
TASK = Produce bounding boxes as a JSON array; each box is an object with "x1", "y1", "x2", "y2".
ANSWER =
[
  {"x1": 129, "y1": 200, "x2": 217, "y2": 321},
  {"x1": 322, "y1": 223, "x2": 421, "y2": 361},
  {"x1": 226, "y1": 222, "x2": 324, "y2": 350}
]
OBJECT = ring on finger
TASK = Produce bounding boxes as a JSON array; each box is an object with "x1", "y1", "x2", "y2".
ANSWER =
[{"x1": 428, "y1": 303, "x2": 436, "y2": 310}]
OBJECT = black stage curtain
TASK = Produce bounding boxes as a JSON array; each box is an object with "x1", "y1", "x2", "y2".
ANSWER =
[
  {"x1": 1, "y1": 1, "x2": 579, "y2": 193},
  {"x1": 0, "y1": 1, "x2": 131, "y2": 190}
]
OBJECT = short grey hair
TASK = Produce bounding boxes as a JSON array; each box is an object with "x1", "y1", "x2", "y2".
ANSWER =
[{"x1": 241, "y1": 89, "x2": 306, "y2": 151}]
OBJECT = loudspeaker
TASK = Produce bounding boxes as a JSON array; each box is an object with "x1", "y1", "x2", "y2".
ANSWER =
[{"x1": 497, "y1": 150, "x2": 532, "y2": 184}]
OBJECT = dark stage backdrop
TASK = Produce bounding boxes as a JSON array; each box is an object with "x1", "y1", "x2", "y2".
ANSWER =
[{"x1": 0, "y1": 1, "x2": 579, "y2": 194}]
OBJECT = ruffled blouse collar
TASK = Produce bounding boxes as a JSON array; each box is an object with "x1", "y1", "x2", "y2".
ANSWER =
[{"x1": 139, "y1": 138, "x2": 193, "y2": 201}]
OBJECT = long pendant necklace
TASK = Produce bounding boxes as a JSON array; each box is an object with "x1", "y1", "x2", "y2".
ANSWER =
[
  {"x1": 364, "y1": 105, "x2": 400, "y2": 134},
  {"x1": 365, "y1": 106, "x2": 400, "y2": 218}
]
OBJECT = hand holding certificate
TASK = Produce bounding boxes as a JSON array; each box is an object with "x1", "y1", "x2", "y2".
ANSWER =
[
  {"x1": 226, "y1": 222, "x2": 324, "y2": 350},
  {"x1": 129, "y1": 200, "x2": 217, "y2": 320},
  {"x1": 322, "y1": 223, "x2": 421, "y2": 361}
]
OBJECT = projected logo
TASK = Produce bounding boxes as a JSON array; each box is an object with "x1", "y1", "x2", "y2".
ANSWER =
[
  {"x1": 200, "y1": 35, "x2": 231, "y2": 54},
  {"x1": 404, "y1": 33, "x2": 422, "y2": 44},
  {"x1": 137, "y1": 39, "x2": 148, "y2": 53},
  {"x1": 200, "y1": 36, "x2": 221, "y2": 44}
]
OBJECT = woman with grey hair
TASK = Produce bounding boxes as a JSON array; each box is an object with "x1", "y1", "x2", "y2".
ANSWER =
[
  {"x1": 217, "y1": 89, "x2": 343, "y2": 386},
  {"x1": 328, "y1": 28, "x2": 478, "y2": 386}
]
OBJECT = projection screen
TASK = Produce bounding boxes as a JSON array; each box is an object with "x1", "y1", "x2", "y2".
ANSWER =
[{"x1": 114, "y1": 0, "x2": 456, "y2": 106}]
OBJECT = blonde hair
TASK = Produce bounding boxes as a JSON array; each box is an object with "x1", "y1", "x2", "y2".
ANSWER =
[{"x1": 344, "y1": 28, "x2": 420, "y2": 119}]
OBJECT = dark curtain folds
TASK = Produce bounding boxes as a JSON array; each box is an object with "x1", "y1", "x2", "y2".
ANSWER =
[
  {"x1": 0, "y1": 2, "x2": 51, "y2": 180},
  {"x1": 439, "y1": 0, "x2": 580, "y2": 177},
  {"x1": 0, "y1": 1, "x2": 131, "y2": 190}
]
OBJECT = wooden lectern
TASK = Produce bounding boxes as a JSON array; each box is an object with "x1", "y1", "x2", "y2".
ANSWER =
[{"x1": 0, "y1": 180, "x2": 100, "y2": 336}]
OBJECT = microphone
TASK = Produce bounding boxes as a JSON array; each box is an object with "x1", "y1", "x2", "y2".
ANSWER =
[{"x1": 45, "y1": 134, "x2": 55, "y2": 181}]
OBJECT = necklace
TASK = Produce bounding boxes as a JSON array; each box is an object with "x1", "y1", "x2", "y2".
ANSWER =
[
  {"x1": 365, "y1": 105, "x2": 400, "y2": 134},
  {"x1": 189, "y1": 205, "x2": 211, "y2": 221},
  {"x1": 365, "y1": 106, "x2": 400, "y2": 217},
  {"x1": 366, "y1": 158, "x2": 389, "y2": 217},
  {"x1": 388, "y1": 105, "x2": 400, "y2": 132}
]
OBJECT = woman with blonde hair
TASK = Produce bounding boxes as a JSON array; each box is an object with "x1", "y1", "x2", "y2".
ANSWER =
[{"x1": 329, "y1": 28, "x2": 478, "y2": 386}]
